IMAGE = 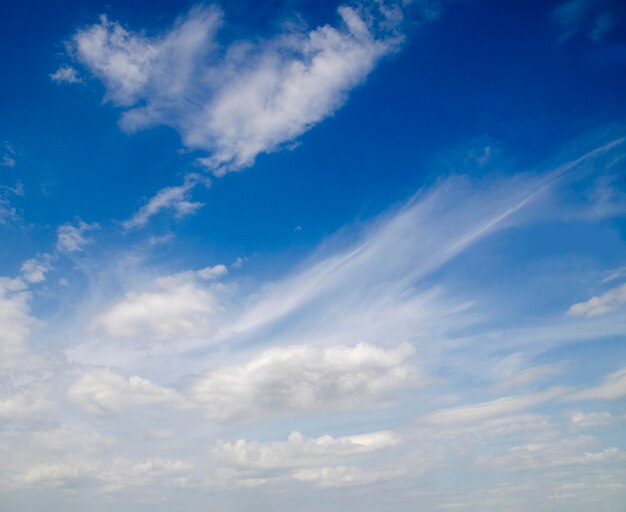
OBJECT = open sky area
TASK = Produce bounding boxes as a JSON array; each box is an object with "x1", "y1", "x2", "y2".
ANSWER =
[{"x1": 1, "y1": 0, "x2": 626, "y2": 510}]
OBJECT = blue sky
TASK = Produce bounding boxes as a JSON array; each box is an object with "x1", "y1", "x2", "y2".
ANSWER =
[{"x1": 1, "y1": 0, "x2": 626, "y2": 510}]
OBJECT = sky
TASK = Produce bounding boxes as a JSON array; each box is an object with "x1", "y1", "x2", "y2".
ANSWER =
[{"x1": 1, "y1": 0, "x2": 626, "y2": 510}]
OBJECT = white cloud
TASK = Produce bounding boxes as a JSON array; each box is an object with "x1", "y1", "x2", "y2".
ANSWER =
[
  {"x1": 421, "y1": 388, "x2": 567, "y2": 426},
  {"x1": 190, "y1": 343, "x2": 416, "y2": 421},
  {"x1": 213, "y1": 430, "x2": 399, "y2": 470},
  {"x1": 567, "y1": 282, "x2": 626, "y2": 317},
  {"x1": 569, "y1": 411, "x2": 615, "y2": 427},
  {"x1": 56, "y1": 220, "x2": 99, "y2": 253},
  {"x1": 212, "y1": 430, "x2": 401, "y2": 489},
  {"x1": 0, "y1": 277, "x2": 37, "y2": 369},
  {"x1": 69, "y1": 3, "x2": 412, "y2": 174},
  {"x1": 49, "y1": 66, "x2": 82, "y2": 84},
  {"x1": 92, "y1": 268, "x2": 226, "y2": 341},
  {"x1": 68, "y1": 368, "x2": 183, "y2": 414},
  {"x1": 20, "y1": 256, "x2": 52, "y2": 284},
  {"x1": 0, "y1": 389, "x2": 50, "y2": 420},
  {"x1": 568, "y1": 367, "x2": 626, "y2": 401},
  {"x1": 123, "y1": 173, "x2": 210, "y2": 229},
  {"x1": 292, "y1": 465, "x2": 402, "y2": 488},
  {"x1": 478, "y1": 436, "x2": 626, "y2": 472}
]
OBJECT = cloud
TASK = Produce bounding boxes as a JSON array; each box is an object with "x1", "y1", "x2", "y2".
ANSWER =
[
  {"x1": 49, "y1": 66, "x2": 82, "y2": 84},
  {"x1": 478, "y1": 436, "x2": 626, "y2": 472},
  {"x1": 421, "y1": 388, "x2": 567, "y2": 426},
  {"x1": 189, "y1": 343, "x2": 416, "y2": 421},
  {"x1": 213, "y1": 430, "x2": 399, "y2": 470},
  {"x1": 569, "y1": 411, "x2": 615, "y2": 427},
  {"x1": 213, "y1": 429, "x2": 401, "y2": 488},
  {"x1": 567, "y1": 282, "x2": 626, "y2": 317},
  {"x1": 20, "y1": 256, "x2": 52, "y2": 284},
  {"x1": 568, "y1": 367, "x2": 626, "y2": 401},
  {"x1": 92, "y1": 266, "x2": 227, "y2": 341},
  {"x1": 56, "y1": 220, "x2": 99, "y2": 253},
  {"x1": 0, "y1": 277, "x2": 37, "y2": 369},
  {"x1": 0, "y1": 389, "x2": 50, "y2": 420},
  {"x1": 123, "y1": 173, "x2": 210, "y2": 229},
  {"x1": 68, "y1": 368, "x2": 183, "y2": 414},
  {"x1": 1, "y1": 141, "x2": 16, "y2": 167},
  {"x1": 68, "y1": 2, "x2": 415, "y2": 174},
  {"x1": 553, "y1": 0, "x2": 619, "y2": 43}
]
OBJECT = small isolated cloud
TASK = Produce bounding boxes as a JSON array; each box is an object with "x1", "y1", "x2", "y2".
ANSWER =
[
  {"x1": 49, "y1": 66, "x2": 82, "y2": 84},
  {"x1": 68, "y1": 368, "x2": 183, "y2": 415},
  {"x1": 553, "y1": 0, "x2": 620, "y2": 43},
  {"x1": 66, "y1": 2, "x2": 415, "y2": 175},
  {"x1": 189, "y1": 343, "x2": 416, "y2": 421},
  {"x1": 56, "y1": 220, "x2": 99, "y2": 253},
  {"x1": 567, "y1": 282, "x2": 626, "y2": 317},
  {"x1": 20, "y1": 256, "x2": 52, "y2": 284},
  {"x1": 123, "y1": 173, "x2": 210, "y2": 229}
]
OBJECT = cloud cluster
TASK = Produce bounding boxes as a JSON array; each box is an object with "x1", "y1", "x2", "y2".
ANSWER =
[
  {"x1": 68, "y1": 3, "x2": 409, "y2": 174},
  {"x1": 56, "y1": 220, "x2": 99, "y2": 253},
  {"x1": 190, "y1": 343, "x2": 416, "y2": 421},
  {"x1": 567, "y1": 282, "x2": 626, "y2": 317}
]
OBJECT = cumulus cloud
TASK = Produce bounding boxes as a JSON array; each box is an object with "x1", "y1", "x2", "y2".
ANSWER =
[
  {"x1": 68, "y1": 368, "x2": 183, "y2": 414},
  {"x1": 213, "y1": 430, "x2": 401, "y2": 488},
  {"x1": 567, "y1": 282, "x2": 626, "y2": 317},
  {"x1": 92, "y1": 266, "x2": 227, "y2": 342},
  {"x1": 123, "y1": 173, "x2": 210, "y2": 229},
  {"x1": 0, "y1": 389, "x2": 50, "y2": 420},
  {"x1": 56, "y1": 220, "x2": 99, "y2": 253},
  {"x1": 68, "y1": 2, "x2": 415, "y2": 174},
  {"x1": 190, "y1": 343, "x2": 416, "y2": 421}
]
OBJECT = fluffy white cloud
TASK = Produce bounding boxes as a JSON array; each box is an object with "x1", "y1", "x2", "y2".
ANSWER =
[
  {"x1": 68, "y1": 368, "x2": 182, "y2": 414},
  {"x1": 92, "y1": 267, "x2": 226, "y2": 341},
  {"x1": 0, "y1": 389, "x2": 49, "y2": 420},
  {"x1": 123, "y1": 173, "x2": 210, "y2": 229},
  {"x1": 212, "y1": 430, "x2": 401, "y2": 489},
  {"x1": 567, "y1": 282, "x2": 626, "y2": 317},
  {"x1": 56, "y1": 220, "x2": 99, "y2": 253},
  {"x1": 69, "y1": 3, "x2": 410, "y2": 174},
  {"x1": 190, "y1": 343, "x2": 416, "y2": 421}
]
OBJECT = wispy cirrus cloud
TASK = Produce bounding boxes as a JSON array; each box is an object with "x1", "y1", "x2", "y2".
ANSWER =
[{"x1": 122, "y1": 173, "x2": 210, "y2": 229}]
